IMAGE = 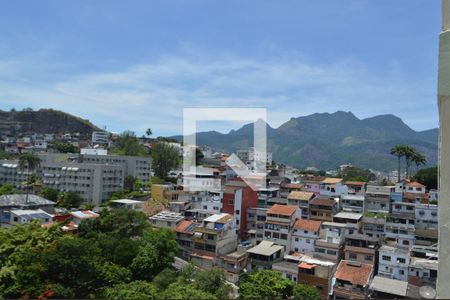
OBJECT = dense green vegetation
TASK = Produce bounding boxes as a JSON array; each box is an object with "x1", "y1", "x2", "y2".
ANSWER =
[
  {"x1": 0, "y1": 209, "x2": 233, "y2": 299},
  {"x1": 0, "y1": 183, "x2": 21, "y2": 196},
  {"x1": 413, "y1": 166, "x2": 438, "y2": 190},
  {"x1": 151, "y1": 142, "x2": 179, "y2": 179},
  {"x1": 51, "y1": 140, "x2": 79, "y2": 153},
  {"x1": 110, "y1": 131, "x2": 146, "y2": 156},
  {"x1": 337, "y1": 166, "x2": 376, "y2": 182},
  {"x1": 239, "y1": 270, "x2": 320, "y2": 300}
]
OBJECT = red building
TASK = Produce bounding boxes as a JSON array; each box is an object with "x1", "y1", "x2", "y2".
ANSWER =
[{"x1": 222, "y1": 179, "x2": 258, "y2": 239}]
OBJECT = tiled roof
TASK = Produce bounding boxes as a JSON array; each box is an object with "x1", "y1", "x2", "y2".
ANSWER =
[
  {"x1": 293, "y1": 219, "x2": 322, "y2": 232},
  {"x1": 267, "y1": 204, "x2": 297, "y2": 216},
  {"x1": 175, "y1": 220, "x2": 194, "y2": 233},
  {"x1": 288, "y1": 191, "x2": 315, "y2": 201},
  {"x1": 283, "y1": 183, "x2": 304, "y2": 189},
  {"x1": 334, "y1": 260, "x2": 373, "y2": 286},
  {"x1": 322, "y1": 178, "x2": 343, "y2": 184},
  {"x1": 406, "y1": 181, "x2": 426, "y2": 188},
  {"x1": 309, "y1": 197, "x2": 336, "y2": 206}
]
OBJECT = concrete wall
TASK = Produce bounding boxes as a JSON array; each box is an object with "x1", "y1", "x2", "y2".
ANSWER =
[{"x1": 438, "y1": 1, "x2": 450, "y2": 297}]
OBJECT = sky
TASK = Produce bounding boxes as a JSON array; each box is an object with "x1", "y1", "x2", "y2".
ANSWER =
[{"x1": 0, "y1": 0, "x2": 441, "y2": 136}]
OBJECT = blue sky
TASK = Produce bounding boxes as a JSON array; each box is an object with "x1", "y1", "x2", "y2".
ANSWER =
[{"x1": 0, "y1": 0, "x2": 441, "y2": 136}]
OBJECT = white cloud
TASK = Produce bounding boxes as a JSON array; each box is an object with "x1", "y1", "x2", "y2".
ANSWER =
[{"x1": 0, "y1": 52, "x2": 438, "y2": 136}]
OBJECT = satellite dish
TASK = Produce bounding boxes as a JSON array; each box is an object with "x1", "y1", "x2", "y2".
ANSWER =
[{"x1": 419, "y1": 285, "x2": 436, "y2": 299}]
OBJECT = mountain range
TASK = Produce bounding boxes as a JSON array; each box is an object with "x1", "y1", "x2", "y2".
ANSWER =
[{"x1": 174, "y1": 111, "x2": 438, "y2": 172}]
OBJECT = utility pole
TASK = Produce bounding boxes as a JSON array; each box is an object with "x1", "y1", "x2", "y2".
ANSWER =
[{"x1": 437, "y1": 0, "x2": 450, "y2": 298}]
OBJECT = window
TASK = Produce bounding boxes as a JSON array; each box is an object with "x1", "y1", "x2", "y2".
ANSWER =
[
  {"x1": 236, "y1": 220, "x2": 239, "y2": 225},
  {"x1": 236, "y1": 210, "x2": 240, "y2": 215},
  {"x1": 295, "y1": 238, "x2": 299, "y2": 242},
  {"x1": 399, "y1": 270, "x2": 405, "y2": 275},
  {"x1": 306, "y1": 239, "x2": 311, "y2": 244},
  {"x1": 316, "y1": 248, "x2": 325, "y2": 253},
  {"x1": 349, "y1": 253, "x2": 357, "y2": 260},
  {"x1": 365, "y1": 255, "x2": 373, "y2": 261},
  {"x1": 382, "y1": 255, "x2": 391, "y2": 261},
  {"x1": 273, "y1": 232, "x2": 279, "y2": 239},
  {"x1": 304, "y1": 230, "x2": 308, "y2": 234},
  {"x1": 280, "y1": 234, "x2": 287, "y2": 240},
  {"x1": 402, "y1": 240, "x2": 410, "y2": 246},
  {"x1": 327, "y1": 250, "x2": 337, "y2": 255},
  {"x1": 398, "y1": 258, "x2": 406, "y2": 264}
]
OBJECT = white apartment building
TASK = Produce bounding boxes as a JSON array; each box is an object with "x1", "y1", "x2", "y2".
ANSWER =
[
  {"x1": 364, "y1": 185, "x2": 394, "y2": 213},
  {"x1": 378, "y1": 245, "x2": 410, "y2": 282},
  {"x1": 41, "y1": 162, "x2": 124, "y2": 205},
  {"x1": 340, "y1": 194, "x2": 365, "y2": 213},
  {"x1": 314, "y1": 222, "x2": 346, "y2": 263},
  {"x1": 415, "y1": 203, "x2": 438, "y2": 229},
  {"x1": 319, "y1": 178, "x2": 348, "y2": 197},
  {"x1": 291, "y1": 219, "x2": 322, "y2": 254}
]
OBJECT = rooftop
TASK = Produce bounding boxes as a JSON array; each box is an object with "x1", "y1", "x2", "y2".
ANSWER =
[
  {"x1": 309, "y1": 197, "x2": 336, "y2": 207},
  {"x1": 406, "y1": 181, "x2": 426, "y2": 188},
  {"x1": 110, "y1": 199, "x2": 143, "y2": 204},
  {"x1": 322, "y1": 178, "x2": 343, "y2": 184},
  {"x1": 287, "y1": 191, "x2": 315, "y2": 201},
  {"x1": 0, "y1": 194, "x2": 55, "y2": 207},
  {"x1": 333, "y1": 212, "x2": 363, "y2": 220},
  {"x1": 10, "y1": 209, "x2": 52, "y2": 221},
  {"x1": 247, "y1": 240, "x2": 284, "y2": 256},
  {"x1": 379, "y1": 245, "x2": 409, "y2": 255},
  {"x1": 204, "y1": 213, "x2": 233, "y2": 224},
  {"x1": 334, "y1": 260, "x2": 373, "y2": 286},
  {"x1": 70, "y1": 210, "x2": 99, "y2": 219},
  {"x1": 175, "y1": 220, "x2": 199, "y2": 233},
  {"x1": 149, "y1": 210, "x2": 184, "y2": 222},
  {"x1": 370, "y1": 276, "x2": 408, "y2": 297},
  {"x1": 293, "y1": 219, "x2": 322, "y2": 232},
  {"x1": 267, "y1": 204, "x2": 297, "y2": 216},
  {"x1": 272, "y1": 261, "x2": 299, "y2": 273},
  {"x1": 344, "y1": 181, "x2": 367, "y2": 186}
]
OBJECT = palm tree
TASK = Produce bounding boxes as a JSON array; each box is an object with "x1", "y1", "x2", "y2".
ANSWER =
[
  {"x1": 411, "y1": 152, "x2": 427, "y2": 176},
  {"x1": 18, "y1": 152, "x2": 41, "y2": 203},
  {"x1": 403, "y1": 146, "x2": 416, "y2": 179},
  {"x1": 390, "y1": 145, "x2": 407, "y2": 182},
  {"x1": 146, "y1": 128, "x2": 152, "y2": 138}
]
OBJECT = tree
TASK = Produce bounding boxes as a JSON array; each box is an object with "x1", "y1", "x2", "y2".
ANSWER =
[
  {"x1": 194, "y1": 268, "x2": 232, "y2": 299},
  {"x1": 103, "y1": 281, "x2": 157, "y2": 299},
  {"x1": 152, "y1": 268, "x2": 178, "y2": 291},
  {"x1": 146, "y1": 128, "x2": 153, "y2": 138},
  {"x1": 40, "y1": 187, "x2": 59, "y2": 202},
  {"x1": 196, "y1": 148, "x2": 204, "y2": 166},
  {"x1": 151, "y1": 142, "x2": 179, "y2": 179},
  {"x1": 0, "y1": 183, "x2": 20, "y2": 196},
  {"x1": 52, "y1": 140, "x2": 79, "y2": 153},
  {"x1": 239, "y1": 270, "x2": 295, "y2": 299},
  {"x1": 78, "y1": 208, "x2": 150, "y2": 240},
  {"x1": 390, "y1": 145, "x2": 407, "y2": 182},
  {"x1": 411, "y1": 152, "x2": 427, "y2": 175},
  {"x1": 161, "y1": 282, "x2": 216, "y2": 300},
  {"x1": 124, "y1": 175, "x2": 137, "y2": 191},
  {"x1": 18, "y1": 152, "x2": 41, "y2": 202},
  {"x1": 41, "y1": 236, "x2": 103, "y2": 298},
  {"x1": 414, "y1": 166, "x2": 437, "y2": 190},
  {"x1": 113, "y1": 131, "x2": 145, "y2": 156},
  {"x1": 57, "y1": 191, "x2": 82, "y2": 208},
  {"x1": 293, "y1": 284, "x2": 320, "y2": 300}
]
